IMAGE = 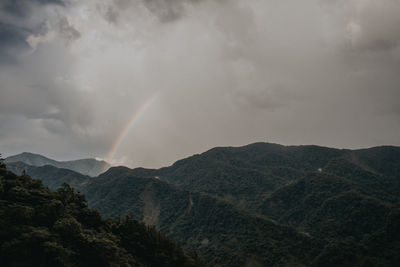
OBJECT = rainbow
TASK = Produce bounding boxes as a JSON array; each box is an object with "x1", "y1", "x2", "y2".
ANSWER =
[{"x1": 105, "y1": 93, "x2": 158, "y2": 166}]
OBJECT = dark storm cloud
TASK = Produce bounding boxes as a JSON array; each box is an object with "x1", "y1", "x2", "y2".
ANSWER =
[
  {"x1": 0, "y1": 0, "x2": 65, "y2": 62},
  {"x1": 143, "y1": 0, "x2": 188, "y2": 22},
  {"x1": 58, "y1": 17, "x2": 81, "y2": 42},
  {"x1": 1, "y1": 0, "x2": 64, "y2": 17},
  {"x1": 108, "y1": 0, "x2": 204, "y2": 23},
  {"x1": 0, "y1": 22, "x2": 31, "y2": 62}
]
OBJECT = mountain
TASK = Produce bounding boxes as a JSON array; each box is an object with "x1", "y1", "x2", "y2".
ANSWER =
[
  {"x1": 85, "y1": 162, "x2": 400, "y2": 266},
  {"x1": 81, "y1": 167, "x2": 322, "y2": 267},
  {"x1": 129, "y1": 143, "x2": 345, "y2": 210},
  {"x1": 3, "y1": 163, "x2": 322, "y2": 266},
  {"x1": 6, "y1": 162, "x2": 89, "y2": 190},
  {"x1": 132, "y1": 143, "x2": 400, "y2": 209},
  {"x1": 6, "y1": 142, "x2": 400, "y2": 266},
  {"x1": 5, "y1": 152, "x2": 110, "y2": 176},
  {"x1": 259, "y1": 172, "x2": 397, "y2": 237},
  {"x1": 5, "y1": 152, "x2": 59, "y2": 166},
  {"x1": 0, "y1": 162, "x2": 206, "y2": 267}
]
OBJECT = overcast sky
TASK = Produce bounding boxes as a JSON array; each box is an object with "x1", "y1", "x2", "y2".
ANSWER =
[{"x1": 1, "y1": 0, "x2": 400, "y2": 168}]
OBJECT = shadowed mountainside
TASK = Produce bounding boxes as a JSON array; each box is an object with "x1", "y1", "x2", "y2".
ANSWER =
[
  {"x1": 7, "y1": 143, "x2": 400, "y2": 266},
  {"x1": 82, "y1": 167, "x2": 322, "y2": 267},
  {"x1": 133, "y1": 143, "x2": 400, "y2": 210},
  {"x1": 0, "y1": 162, "x2": 206, "y2": 267}
]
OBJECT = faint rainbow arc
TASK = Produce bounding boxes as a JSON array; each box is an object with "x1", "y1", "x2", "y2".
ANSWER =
[{"x1": 105, "y1": 94, "x2": 158, "y2": 166}]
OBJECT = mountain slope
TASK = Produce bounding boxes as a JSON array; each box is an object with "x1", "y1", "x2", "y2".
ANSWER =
[
  {"x1": 5, "y1": 152, "x2": 109, "y2": 176},
  {"x1": 6, "y1": 162, "x2": 89, "y2": 190},
  {"x1": 81, "y1": 167, "x2": 322, "y2": 267},
  {"x1": 3, "y1": 163, "x2": 323, "y2": 266},
  {"x1": 129, "y1": 143, "x2": 344, "y2": 211},
  {"x1": 259, "y1": 172, "x2": 397, "y2": 238},
  {"x1": 0, "y1": 164, "x2": 205, "y2": 267},
  {"x1": 5, "y1": 152, "x2": 58, "y2": 166},
  {"x1": 133, "y1": 143, "x2": 400, "y2": 208},
  {"x1": 7, "y1": 143, "x2": 400, "y2": 266}
]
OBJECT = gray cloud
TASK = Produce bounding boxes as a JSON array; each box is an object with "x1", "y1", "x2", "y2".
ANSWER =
[
  {"x1": 1, "y1": 0, "x2": 64, "y2": 17},
  {"x1": 58, "y1": 17, "x2": 81, "y2": 42},
  {"x1": 107, "y1": 0, "x2": 203, "y2": 23},
  {"x1": 0, "y1": 22, "x2": 31, "y2": 62},
  {"x1": 347, "y1": 0, "x2": 400, "y2": 54},
  {"x1": 1, "y1": 0, "x2": 400, "y2": 167},
  {"x1": 104, "y1": 6, "x2": 119, "y2": 24},
  {"x1": 0, "y1": 0, "x2": 65, "y2": 62},
  {"x1": 142, "y1": 0, "x2": 191, "y2": 22}
]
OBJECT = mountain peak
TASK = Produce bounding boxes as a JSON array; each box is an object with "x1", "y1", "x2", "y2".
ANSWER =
[{"x1": 5, "y1": 152, "x2": 110, "y2": 177}]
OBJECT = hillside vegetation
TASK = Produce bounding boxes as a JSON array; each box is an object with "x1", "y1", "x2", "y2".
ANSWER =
[
  {"x1": 0, "y1": 161, "x2": 205, "y2": 267},
  {"x1": 81, "y1": 168, "x2": 322, "y2": 266},
  {"x1": 7, "y1": 143, "x2": 400, "y2": 266}
]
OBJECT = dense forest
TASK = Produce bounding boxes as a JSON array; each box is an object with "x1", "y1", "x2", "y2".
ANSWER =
[
  {"x1": 0, "y1": 156, "x2": 206, "y2": 267},
  {"x1": 4, "y1": 143, "x2": 400, "y2": 266}
]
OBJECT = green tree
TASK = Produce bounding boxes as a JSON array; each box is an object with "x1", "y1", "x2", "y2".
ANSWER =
[{"x1": 0, "y1": 153, "x2": 5, "y2": 168}]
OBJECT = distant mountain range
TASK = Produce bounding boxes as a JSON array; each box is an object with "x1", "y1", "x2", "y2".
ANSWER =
[
  {"x1": 4, "y1": 143, "x2": 400, "y2": 266},
  {"x1": 5, "y1": 152, "x2": 110, "y2": 176}
]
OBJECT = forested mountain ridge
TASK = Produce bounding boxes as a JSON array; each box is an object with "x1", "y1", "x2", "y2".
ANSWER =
[
  {"x1": 5, "y1": 152, "x2": 109, "y2": 177},
  {"x1": 0, "y1": 160, "x2": 206, "y2": 267},
  {"x1": 6, "y1": 143, "x2": 400, "y2": 266},
  {"x1": 6, "y1": 162, "x2": 89, "y2": 190},
  {"x1": 132, "y1": 143, "x2": 400, "y2": 210},
  {"x1": 3, "y1": 163, "x2": 322, "y2": 266},
  {"x1": 81, "y1": 167, "x2": 323, "y2": 266}
]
